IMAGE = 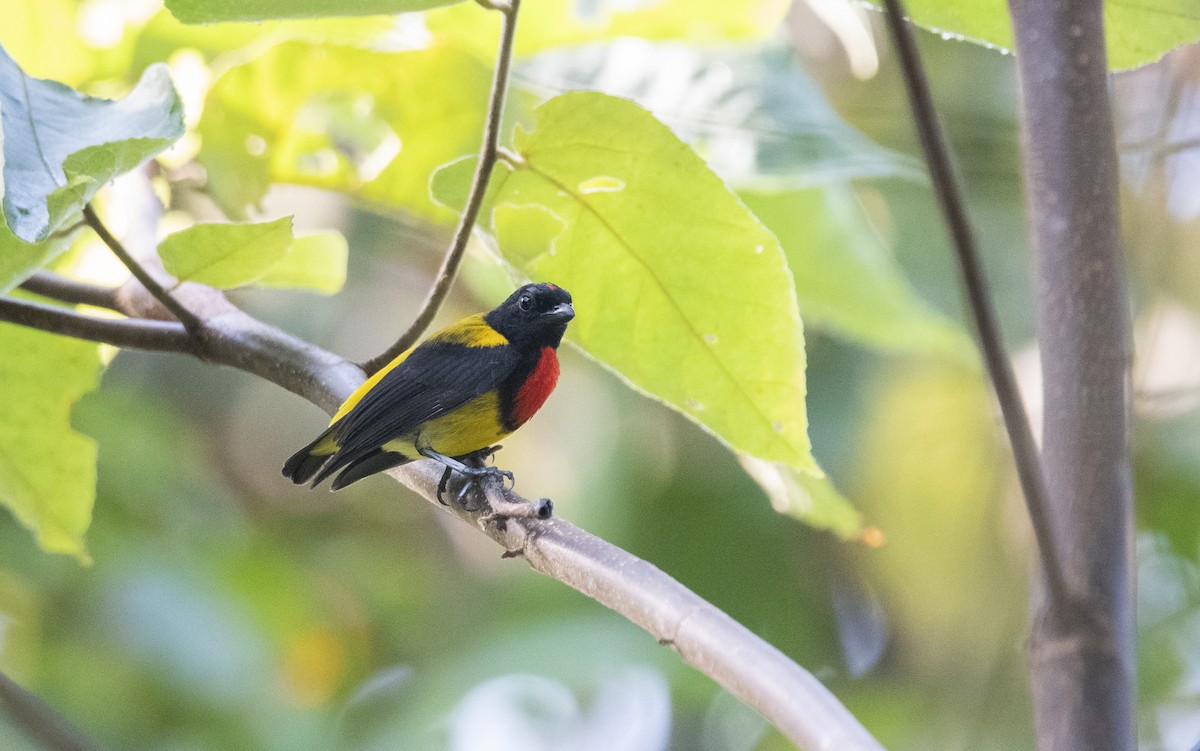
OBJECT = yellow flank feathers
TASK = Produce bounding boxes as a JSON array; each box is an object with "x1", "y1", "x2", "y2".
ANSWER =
[
  {"x1": 331, "y1": 346, "x2": 415, "y2": 424},
  {"x1": 417, "y1": 391, "x2": 510, "y2": 457},
  {"x1": 427, "y1": 314, "x2": 509, "y2": 348},
  {"x1": 378, "y1": 391, "x2": 510, "y2": 460}
]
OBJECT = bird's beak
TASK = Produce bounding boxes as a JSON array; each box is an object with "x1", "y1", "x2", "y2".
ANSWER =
[{"x1": 545, "y1": 302, "x2": 575, "y2": 322}]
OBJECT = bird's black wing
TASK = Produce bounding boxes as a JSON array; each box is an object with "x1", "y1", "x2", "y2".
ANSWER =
[{"x1": 332, "y1": 340, "x2": 518, "y2": 461}]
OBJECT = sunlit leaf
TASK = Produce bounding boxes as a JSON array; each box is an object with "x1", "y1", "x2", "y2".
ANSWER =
[
  {"x1": 198, "y1": 41, "x2": 493, "y2": 222},
  {"x1": 159, "y1": 217, "x2": 293, "y2": 288},
  {"x1": 514, "y1": 41, "x2": 922, "y2": 187},
  {"x1": 158, "y1": 219, "x2": 348, "y2": 293},
  {"x1": 738, "y1": 454, "x2": 862, "y2": 539},
  {"x1": 865, "y1": 0, "x2": 1200, "y2": 71},
  {"x1": 0, "y1": 213, "x2": 82, "y2": 294},
  {"x1": 428, "y1": 0, "x2": 791, "y2": 57},
  {"x1": 254, "y1": 231, "x2": 349, "y2": 295},
  {"x1": 741, "y1": 186, "x2": 974, "y2": 361},
  {"x1": 0, "y1": 44, "x2": 184, "y2": 242},
  {"x1": 0, "y1": 318, "x2": 101, "y2": 561},
  {"x1": 435, "y1": 92, "x2": 816, "y2": 470},
  {"x1": 165, "y1": 0, "x2": 461, "y2": 24}
]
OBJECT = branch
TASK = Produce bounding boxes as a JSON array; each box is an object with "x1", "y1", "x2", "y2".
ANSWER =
[
  {"x1": 3, "y1": 118, "x2": 886, "y2": 749},
  {"x1": 82, "y1": 203, "x2": 203, "y2": 334},
  {"x1": 878, "y1": 0, "x2": 1069, "y2": 606},
  {"x1": 360, "y1": 0, "x2": 522, "y2": 375},
  {"x1": 19, "y1": 271, "x2": 122, "y2": 311},
  {"x1": 7, "y1": 243, "x2": 885, "y2": 751},
  {"x1": 0, "y1": 672, "x2": 102, "y2": 751},
  {"x1": 1008, "y1": 0, "x2": 1134, "y2": 748},
  {"x1": 0, "y1": 295, "x2": 198, "y2": 354}
]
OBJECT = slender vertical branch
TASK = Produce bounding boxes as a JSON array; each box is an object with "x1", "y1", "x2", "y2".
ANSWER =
[
  {"x1": 878, "y1": 0, "x2": 1069, "y2": 607},
  {"x1": 81, "y1": 203, "x2": 202, "y2": 333},
  {"x1": 0, "y1": 672, "x2": 102, "y2": 751},
  {"x1": 1008, "y1": 1, "x2": 1134, "y2": 749},
  {"x1": 361, "y1": 0, "x2": 522, "y2": 375}
]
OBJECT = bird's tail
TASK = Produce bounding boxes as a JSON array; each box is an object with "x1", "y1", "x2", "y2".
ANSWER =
[{"x1": 282, "y1": 428, "x2": 339, "y2": 485}]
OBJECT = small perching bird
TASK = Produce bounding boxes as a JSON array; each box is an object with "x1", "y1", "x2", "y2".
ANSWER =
[{"x1": 283, "y1": 283, "x2": 575, "y2": 496}]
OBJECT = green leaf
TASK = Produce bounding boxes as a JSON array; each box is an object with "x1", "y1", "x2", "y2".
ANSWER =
[
  {"x1": 0, "y1": 318, "x2": 102, "y2": 560},
  {"x1": 0, "y1": 211, "x2": 82, "y2": 294},
  {"x1": 438, "y1": 92, "x2": 816, "y2": 471},
  {"x1": 737, "y1": 454, "x2": 862, "y2": 540},
  {"x1": 0, "y1": 43, "x2": 184, "y2": 242},
  {"x1": 427, "y1": 0, "x2": 791, "y2": 57},
  {"x1": 741, "y1": 186, "x2": 974, "y2": 361},
  {"x1": 158, "y1": 217, "x2": 294, "y2": 288},
  {"x1": 254, "y1": 231, "x2": 349, "y2": 295},
  {"x1": 514, "y1": 42, "x2": 922, "y2": 187},
  {"x1": 165, "y1": 0, "x2": 461, "y2": 24},
  {"x1": 865, "y1": 0, "x2": 1200, "y2": 71},
  {"x1": 198, "y1": 41, "x2": 493, "y2": 222},
  {"x1": 158, "y1": 219, "x2": 348, "y2": 293}
]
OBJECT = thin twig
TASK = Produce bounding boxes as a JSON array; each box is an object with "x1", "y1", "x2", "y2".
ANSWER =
[
  {"x1": 0, "y1": 672, "x2": 103, "y2": 751},
  {"x1": 81, "y1": 203, "x2": 203, "y2": 334},
  {"x1": 878, "y1": 0, "x2": 1070, "y2": 607},
  {"x1": 360, "y1": 0, "x2": 522, "y2": 375},
  {"x1": 0, "y1": 295, "x2": 198, "y2": 354},
  {"x1": 19, "y1": 271, "x2": 122, "y2": 311}
]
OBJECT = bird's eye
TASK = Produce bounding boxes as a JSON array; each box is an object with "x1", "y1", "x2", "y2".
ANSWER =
[{"x1": 518, "y1": 295, "x2": 533, "y2": 311}]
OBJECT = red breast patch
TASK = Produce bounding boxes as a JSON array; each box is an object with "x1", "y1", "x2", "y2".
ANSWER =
[{"x1": 512, "y1": 347, "x2": 560, "y2": 427}]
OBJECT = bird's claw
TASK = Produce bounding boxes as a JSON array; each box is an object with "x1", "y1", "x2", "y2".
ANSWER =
[{"x1": 437, "y1": 466, "x2": 453, "y2": 505}]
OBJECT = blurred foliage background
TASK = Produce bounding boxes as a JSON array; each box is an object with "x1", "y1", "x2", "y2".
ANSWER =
[{"x1": 1, "y1": 1, "x2": 1199, "y2": 749}]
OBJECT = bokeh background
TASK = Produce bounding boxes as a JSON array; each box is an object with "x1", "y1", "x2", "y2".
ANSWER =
[{"x1": 2, "y1": 1, "x2": 1200, "y2": 749}]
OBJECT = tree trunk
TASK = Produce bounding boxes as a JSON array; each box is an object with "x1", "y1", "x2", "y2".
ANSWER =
[{"x1": 1008, "y1": 1, "x2": 1135, "y2": 749}]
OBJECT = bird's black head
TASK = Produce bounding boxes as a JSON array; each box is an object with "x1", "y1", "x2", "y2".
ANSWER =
[{"x1": 485, "y1": 283, "x2": 574, "y2": 349}]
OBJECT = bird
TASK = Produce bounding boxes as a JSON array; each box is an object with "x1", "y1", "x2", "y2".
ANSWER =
[{"x1": 283, "y1": 283, "x2": 575, "y2": 494}]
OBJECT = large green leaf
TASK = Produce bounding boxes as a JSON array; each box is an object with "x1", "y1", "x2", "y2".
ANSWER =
[
  {"x1": 738, "y1": 454, "x2": 862, "y2": 540},
  {"x1": 514, "y1": 42, "x2": 922, "y2": 187},
  {"x1": 0, "y1": 44, "x2": 184, "y2": 242},
  {"x1": 253, "y1": 231, "x2": 348, "y2": 295},
  {"x1": 427, "y1": 0, "x2": 790, "y2": 57},
  {"x1": 0, "y1": 318, "x2": 102, "y2": 560},
  {"x1": 198, "y1": 41, "x2": 492, "y2": 222},
  {"x1": 165, "y1": 0, "x2": 461, "y2": 24},
  {"x1": 159, "y1": 217, "x2": 294, "y2": 288},
  {"x1": 741, "y1": 186, "x2": 974, "y2": 361},
  {"x1": 869, "y1": 0, "x2": 1200, "y2": 71},
  {"x1": 158, "y1": 218, "x2": 348, "y2": 293},
  {"x1": 436, "y1": 92, "x2": 816, "y2": 471}
]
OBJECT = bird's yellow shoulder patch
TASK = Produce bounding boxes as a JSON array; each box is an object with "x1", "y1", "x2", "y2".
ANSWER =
[{"x1": 427, "y1": 314, "x2": 508, "y2": 348}]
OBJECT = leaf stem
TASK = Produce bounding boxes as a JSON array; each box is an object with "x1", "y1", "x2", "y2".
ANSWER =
[
  {"x1": 360, "y1": 0, "x2": 522, "y2": 375},
  {"x1": 0, "y1": 294, "x2": 199, "y2": 354},
  {"x1": 81, "y1": 203, "x2": 203, "y2": 334},
  {"x1": 878, "y1": 0, "x2": 1070, "y2": 606}
]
